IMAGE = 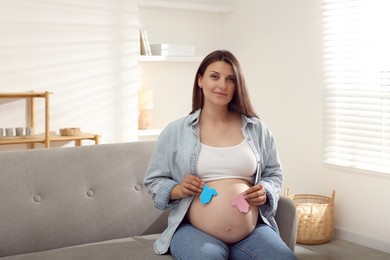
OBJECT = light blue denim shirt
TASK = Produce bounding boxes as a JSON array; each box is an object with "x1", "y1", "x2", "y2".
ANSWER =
[{"x1": 144, "y1": 109, "x2": 283, "y2": 255}]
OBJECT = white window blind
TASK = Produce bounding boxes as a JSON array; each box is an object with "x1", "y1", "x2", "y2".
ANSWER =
[{"x1": 323, "y1": 0, "x2": 390, "y2": 174}]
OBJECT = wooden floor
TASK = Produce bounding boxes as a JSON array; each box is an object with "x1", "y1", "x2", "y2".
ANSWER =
[{"x1": 295, "y1": 238, "x2": 390, "y2": 260}]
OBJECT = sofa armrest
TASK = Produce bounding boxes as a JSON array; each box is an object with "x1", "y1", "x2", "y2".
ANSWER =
[{"x1": 275, "y1": 196, "x2": 297, "y2": 252}]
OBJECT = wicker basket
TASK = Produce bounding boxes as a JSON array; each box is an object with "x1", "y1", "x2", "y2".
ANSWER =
[
  {"x1": 59, "y1": 127, "x2": 81, "y2": 136},
  {"x1": 285, "y1": 188, "x2": 335, "y2": 245}
]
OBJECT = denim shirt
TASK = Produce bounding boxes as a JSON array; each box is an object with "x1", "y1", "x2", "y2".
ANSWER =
[{"x1": 144, "y1": 109, "x2": 283, "y2": 255}]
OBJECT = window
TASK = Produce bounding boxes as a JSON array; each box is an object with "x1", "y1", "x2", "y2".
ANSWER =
[{"x1": 322, "y1": 0, "x2": 390, "y2": 174}]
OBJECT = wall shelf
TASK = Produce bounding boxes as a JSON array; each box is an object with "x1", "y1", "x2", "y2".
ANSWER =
[
  {"x1": 138, "y1": 128, "x2": 162, "y2": 141},
  {"x1": 139, "y1": 55, "x2": 203, "y2": 62},
  {"x1": 137, "y1": 1, "x2": 234, "y2": 128},
  {"x1": 138, "y1": 0, "x2": 234, "y2": 13}
]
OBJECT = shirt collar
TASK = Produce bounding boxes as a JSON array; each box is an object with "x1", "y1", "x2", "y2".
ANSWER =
[
  {"x1": 186, "y1": 108, "x2": 259, "y2": 127},
  {"x1": 242, "y1": 113, "x2": 259, "y2": 126},
  {"x1": 186, "y1": 109, "x2": 201, "y2": 126}
]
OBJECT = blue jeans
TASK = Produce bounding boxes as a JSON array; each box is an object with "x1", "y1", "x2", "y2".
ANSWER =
[{"x1": 170, "y1": 222, "x2": 297, "y2": 260}]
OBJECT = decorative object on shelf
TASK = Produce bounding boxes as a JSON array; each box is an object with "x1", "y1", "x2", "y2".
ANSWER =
[
  {"x1": 0, "y1": 127, "x2": 31, "y2": 137},
  {"x1": 285, "y1": 188, "x2": 335, "y2": 245},
  {"x1": 5, "y1": 128, "x2": 14, "y2": 136},
  {"x1": 150, "y1": 44, "x2": 195, "y2": 56},
  {"x1": 15, "y1": 127, "x2": 24, "y2": 136},
  {"x1": 59, "y1": 127, "x2": 81, "y2": 136},
  {"x1": 138, "y1": 89, "x2": 154, "y2": 130},
  {"x1": 25, "y1": 127, "x2": 33, "y2": 136},
  {"x1": 139, "y1": 30, "x2": 152, "y2": 56}
]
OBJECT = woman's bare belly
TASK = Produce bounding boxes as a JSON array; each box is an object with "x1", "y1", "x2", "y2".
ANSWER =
[{"x1": 187, "y1": 179, "x2": 258, "y2": 243}]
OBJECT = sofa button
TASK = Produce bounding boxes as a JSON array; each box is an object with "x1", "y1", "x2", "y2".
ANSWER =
[
  {"x1": 87, "y1": 190, "x2": 94, "y2": 197},
  {"x1": 134, "y1": 184, "x2": 142, "y2": 191},
  {"x1": 33, "y1": 195, "x2": 42, "y2": 202}
]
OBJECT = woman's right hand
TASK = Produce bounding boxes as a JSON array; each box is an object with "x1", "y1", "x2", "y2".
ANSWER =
[{"x1": 170, "y1": 175, "x2": 204, "y2": 200}]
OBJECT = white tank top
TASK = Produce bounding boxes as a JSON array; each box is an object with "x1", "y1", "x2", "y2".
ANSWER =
[{"x1": 197, "y1": 139, "x2": 257, "y2": 183}]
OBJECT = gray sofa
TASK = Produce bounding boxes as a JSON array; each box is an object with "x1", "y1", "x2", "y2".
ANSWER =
[{"x1": 0, "y1": 141, "x2": 297, "y2": 259}]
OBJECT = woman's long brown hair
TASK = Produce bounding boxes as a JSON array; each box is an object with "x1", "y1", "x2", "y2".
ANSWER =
[{"x1": 190, "y1": 50, "x2": 258, "y2": 118}]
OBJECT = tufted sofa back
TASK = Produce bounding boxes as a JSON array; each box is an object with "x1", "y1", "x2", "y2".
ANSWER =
[{"x1": 0, "y1": 141, "x2": 167, "y2": 257}]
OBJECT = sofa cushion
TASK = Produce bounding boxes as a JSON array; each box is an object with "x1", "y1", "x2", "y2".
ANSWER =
[
  {"x1": 0, "y1": 142, "x2": 168, "y2": 257},
  {"x1": 0, "y1": 235, "x2": 172, "y2": 260}
]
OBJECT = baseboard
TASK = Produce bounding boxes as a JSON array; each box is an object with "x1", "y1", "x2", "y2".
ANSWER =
[{"x1": 334, "y1": 227, "x2": 390, "y2": 254}]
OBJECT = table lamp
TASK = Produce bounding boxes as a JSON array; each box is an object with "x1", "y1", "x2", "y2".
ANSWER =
[{"x1": 138, "y1": 89, "x2": 154, "y2": 129}]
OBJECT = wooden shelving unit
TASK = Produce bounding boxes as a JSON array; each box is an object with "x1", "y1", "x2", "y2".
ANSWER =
[
  {"x1": 0, "y1": 91, "x2": 100, "y2": 148},
  {"x1": 0, "y1": 133, "x2": 99, "y2": 147}
]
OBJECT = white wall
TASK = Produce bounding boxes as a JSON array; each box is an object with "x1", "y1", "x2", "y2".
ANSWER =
[
  {"x1": 0, "y1": 0, "x2": 139, "y2": 150},
  {"x1": 223, "y1": 0, "x2": 390, "y2": 253}
]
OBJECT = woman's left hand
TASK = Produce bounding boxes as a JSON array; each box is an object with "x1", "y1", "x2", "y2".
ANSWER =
[{"x1": 244, "y1": 184, "x2": 267, "y2": 206}]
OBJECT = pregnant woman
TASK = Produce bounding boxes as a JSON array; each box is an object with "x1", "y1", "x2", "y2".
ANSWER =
[{"x1": 144, "y1": 50, "x2": 296, "y2": 259}]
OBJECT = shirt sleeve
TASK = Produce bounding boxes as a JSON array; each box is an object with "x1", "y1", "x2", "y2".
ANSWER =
[
  {"x1": 143, "y1": 130, "x2": 179, "y2": 210},
  {"x1": 258, "y1": 130, "x2": 283, "y2": 218}
]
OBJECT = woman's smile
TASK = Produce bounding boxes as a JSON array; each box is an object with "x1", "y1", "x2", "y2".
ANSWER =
[{"x1": 213, "y1": 91, "x2": 228, "y2": 96}]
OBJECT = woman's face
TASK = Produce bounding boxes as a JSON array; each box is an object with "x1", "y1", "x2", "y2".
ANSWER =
[{"x1": 198, "y1": 61, "x2": 236, "y2": 108}]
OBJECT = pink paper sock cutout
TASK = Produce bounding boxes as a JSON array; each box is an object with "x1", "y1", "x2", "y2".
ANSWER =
[{"x1": 231, "y1": 193, "x2": 250, "y2": 213}]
